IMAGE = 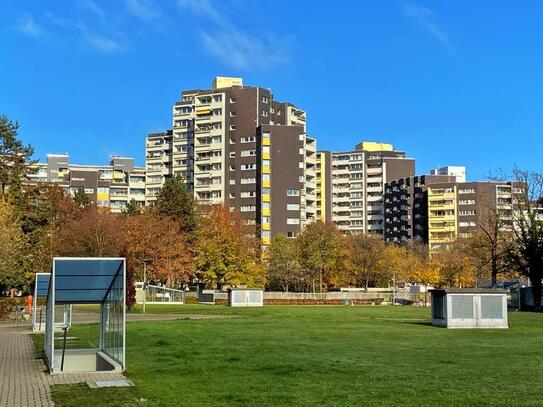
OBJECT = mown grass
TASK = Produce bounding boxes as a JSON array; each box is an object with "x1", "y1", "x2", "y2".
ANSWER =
[{"x1": 32, "y1": 306, "x2": 543, "y2": 407}]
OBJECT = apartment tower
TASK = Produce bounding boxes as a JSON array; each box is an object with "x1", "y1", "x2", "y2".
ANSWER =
[
  {"x1": 145, "y1": 77, "x2": 316, "y2": 248},
  {"x1": 316, "y1": 142, "x2": 415, "y2": 235}
]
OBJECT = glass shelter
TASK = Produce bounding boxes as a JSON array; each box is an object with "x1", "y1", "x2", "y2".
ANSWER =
[{"x1": 44, "y1": 258, "x2": 126, "y2": 374}]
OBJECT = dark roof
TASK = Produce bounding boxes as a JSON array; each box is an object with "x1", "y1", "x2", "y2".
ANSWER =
[
  {"x1": 430, "y1": 288, "x2": 507, "y2": 294},
  {"x1": 53, "y1": 258, "x2": 124, "y2": 304}
]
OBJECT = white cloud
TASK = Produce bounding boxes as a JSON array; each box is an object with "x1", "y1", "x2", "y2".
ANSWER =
[
  {"x1": 403, "y1": 3, "x2": 448, "y2": 44},
  {"x1": 125, "y1": 0, "x2": 161, "y2": 20},
  {"x1": 17, "y1": 14, "x2": 43, "y2": 37},
  {"x1": 177, "y1": 0, "x2": 223, "y2": 24},
  {"x1": 84, "y1": 32, "x2": 123, "y2": 52},
  {"x1": 77, "y1": 0, "x2": 106, "y2": 19},
  {"x1": 177, "y1": 0, "x2": 292, "y2": 70}
]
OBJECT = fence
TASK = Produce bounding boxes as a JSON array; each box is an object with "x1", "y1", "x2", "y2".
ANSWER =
[{"x1": 197, "y1": 290, "x2": 424, "y2": 306}]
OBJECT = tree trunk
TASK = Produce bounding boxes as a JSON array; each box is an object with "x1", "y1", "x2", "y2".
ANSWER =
[{"x1": 491, "y1": 256, "x2": 498, "y2": 287}]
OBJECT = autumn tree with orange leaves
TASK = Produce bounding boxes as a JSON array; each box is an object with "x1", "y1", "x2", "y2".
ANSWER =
[{"x1": 196, "y1": 205, "x2": 266, "y2": 289}]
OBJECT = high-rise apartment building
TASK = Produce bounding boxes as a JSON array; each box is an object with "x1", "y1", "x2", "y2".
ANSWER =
[
  {"x1": 145, "y1": 77, "x2": 316, "y2": 248},
  {"x1": 28, "y1": 154, "x2": 146, "y2": 213},
  {"x1": 316, "y1": 142, "x2": 415, "y2": 235},
  {"x1": 426, "y1": 181, "x2": 513, "y2": 253},
  {"x1": 384, "y1": 174, "x2": 457, "y2": 244}
]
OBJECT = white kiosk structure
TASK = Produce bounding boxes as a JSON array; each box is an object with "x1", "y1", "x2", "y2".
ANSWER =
[
  {"x1": 430, "y1": 288, "x2": 508, "y2": 329},
  {"x1": 44, "y1": 258, "x2": 126, "y2": 374},
  {"x1": 228, "y1": 288, "x2": 264, "y2": 307}
]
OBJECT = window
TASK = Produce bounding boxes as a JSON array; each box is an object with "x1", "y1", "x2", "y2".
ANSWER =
[
  {"x1": 241, "y1": 163, "x2": 256, "y2": 170},
  {"x1": 241, "y1": 150, "x2": 256, "y2": 157},
  {"x1": 459, "y1": 200, "x2": 476, "y2": 205},
  {"x1": 241, "y1": 177, "x2": 256, "y2": 184},
  {"x1": 213, "y1": 122, "x2": 222, "y2": 129},
  {"x1": 213, "y1": 108, "x2": 222, "y2": 116},
  {"x1": 459, "y1": 210, "x2": 476, "y2": 216},
  {"x1": 287, "y1": 189, "x2": 300, "y2": 196},
  {"x1": 262, "y1": 110, "x2": 268, "y2": 117},
  {"x1": 241, "y1": 136, "x2": 256, "y2": 143},
  {"x1": 213, "y1": 94, "x2": 222, "y2": 102},
  {"x1": 263, "y1": 160, "x2": 270, "y2": 167},
  {"x1": 230, "y1": 137, "x2": 235, "y2": 144},
  {"x1": 229, "y1": 179, "x2": 236, "y2": 185},
  {"x1": 287, "y1": 204, "x2": 300, "y2": 211},
  {"x1": 262, "y1": 174, "x2": 270, "y2": 182},
  {"x1": 262, "y1": 230, "x2": 271, "y2": 238},
  {"x1": 261, "y1": 96, "x2": 269, "y2": 103},
  {"x1": 229, "y1": 97, "x2": 236, "y2": 103},
  {"x1": 262, "y1": 146, "x2": 270, "y2": 154},
  {"x1": 240, "y1": 191, "x2": 255, "y2": 198},
  {"x1": 287, "y1": 218, "x2": 300, "y2": 225},
  {"x1": 229, "y1": 192, "x2": 235, "y2": 198},
  {"x1": 230, "y1": 125, "x2": 237, "y2": 131},
  {"x1": 262, "y1": 216, "x2": 270, "y2": 224},
  {"x1": 230, "y1": 111, "x2": 236, "y2": 117},
  {"x1": 240, "y1": 205, "x2": 256, "y2": 212},
  {"x1": 459, "y1": 188, "x2": 475, "y2": 194},
  {"x1": 229, "y1": 152, "x2": 236, "y2": 158}
]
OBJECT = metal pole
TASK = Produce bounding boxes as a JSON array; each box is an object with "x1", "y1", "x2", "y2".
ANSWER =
[
  {"x1": 143, "y1": 261, "x2": 147, "y2": 314},
  {"x1": 392, "y1": 272, "x2": 396, "y2": 305},
  {"x1": 61, "y1": 326, "x2": 68, "y2": 372}
]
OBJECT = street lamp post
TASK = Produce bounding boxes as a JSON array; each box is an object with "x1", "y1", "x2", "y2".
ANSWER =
[{"x1": 142, "y1": 259, "x2": 149, "y2": 314}]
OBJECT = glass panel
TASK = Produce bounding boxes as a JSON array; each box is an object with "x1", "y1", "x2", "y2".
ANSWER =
[
  {"x1": 101, "y1": 265, "x2": 124, "y2": 365},
  {"x1": 451, "y1": 295, "x2": 474, "y2": 319},
  {"x1": 248, "y1": 291, "x2": 260, "y2": 304},
  {"x1": 481, "y1": 296, "x2": 503, "y2": 319}
]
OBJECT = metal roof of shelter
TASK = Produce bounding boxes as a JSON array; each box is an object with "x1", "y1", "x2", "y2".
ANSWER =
[
  {"x1": 35, "y1": 273, "x2": 51, "y2": 298},
  {"x1": 52, "y1": 258, "x2": 124, "y2": 304}
]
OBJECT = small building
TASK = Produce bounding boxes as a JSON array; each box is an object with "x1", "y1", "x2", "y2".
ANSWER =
[
  {"x1": 430, "y1": 288, "x2": 508, "y2": 329},
  {"x1": 44, "y1": 258, "x2": 126, "y2": 374},
  {"x1": 228, "y1": 288, "x2": 264, "y2": 307}
]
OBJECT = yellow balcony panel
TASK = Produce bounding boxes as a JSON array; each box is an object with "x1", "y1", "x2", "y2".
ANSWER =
[
  {"x1": 113, "y1": 171, "x2": 125, "y2": 180},
  {"x1": 97, "y1": 192, "x2": 109, "y2": 200},
  {"x1": 262, "y1": 152, "x2": 271, "y2": 160},
  {"x1": 262, "y1": 194, "x2": 270, "y2": 202},
  {"x1": 196, "y1": 109, "x2": 212, "y2": 116},
  {"x1": 262, "y1": 223, "x2": 270, "y2": 231},
  {"x1": 262, "y1": 180, "x2": 271, "y2": 188},
  {"x1": 262, "y1": 138, "x2": 271, "y2": 146},
  {"x1": 263, "y1": 166, "x2": 270, "y2": 174},
  {"x1": 262, "y1": 236, "x2": 271, "y2": 245},
  {"x1": 262, "y1": 208, "x2": 270, "y2": 216}
]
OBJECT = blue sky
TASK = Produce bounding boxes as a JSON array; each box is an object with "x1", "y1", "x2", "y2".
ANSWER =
[{"x1": 1, "y1": 1, "x2": 542, "y2": 180}]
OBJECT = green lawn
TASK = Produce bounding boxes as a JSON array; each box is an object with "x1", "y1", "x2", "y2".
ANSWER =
[{"x1": 35, "y1": 306, "x2": 543, "y2": 407}]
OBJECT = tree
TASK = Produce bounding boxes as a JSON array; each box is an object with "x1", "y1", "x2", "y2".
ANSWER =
[
  {"x1": 505, "y1": 169, "x2": 543, "y2": 311},
  {"x1": 196, "y1": 205, "x2": 266, "y2": 289},
  {"x1": 347, "y1": 234, "x2": 388, "y2": 291},
  {"x1": 154, "y1": 176, "x2": 197, "y2": 236},
  {"x1": 73, "y1": 186, "x2": 91, "y2": 208},
  {"x1": 268, "y1": 234, "x2": 303, "y2": 291},
  {"x1": 433, "y1": 240, "x2": 475, "y2": 288},
  {"x1": 119, "y1": 245, "x2": 136, "y2": 310},
  {"x1": 56, "y1": 205, "x2": 123, "y2": 257},
  {"x1": 124, "y1": 210, "x2": 194, "y2": 288},
  {"x1": 0, "y1": 115, "x2": 36, "y2": 198},
  {"x1": 297, "y1": 221, "x2": 346, "y2": 292},
  {"x1": 476, "y1": 195, "x2": 511, "y2": 286},
  {"x1": 0, "y1": 198, "x2": 27, "y2": 293},
  {"x1": 122, "y1": 199, "x2": 142, "y2": 217}
]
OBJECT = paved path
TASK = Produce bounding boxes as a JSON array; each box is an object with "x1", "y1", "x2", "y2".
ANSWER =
[{"x1": 0, "y1": 322, "x2": 124, "y2": 407}]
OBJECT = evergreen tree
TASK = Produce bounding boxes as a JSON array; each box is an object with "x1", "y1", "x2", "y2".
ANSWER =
[
  {"x1": 73, "y1": 186, "x2": 91, "y2": 207},
  {"x1": 154, "y1": 176, "x2": 197, "y2": 235},
  {"x1": 123, "y1": 199, "x2": 142, "y2": 217},
  {"x1": 0, "y1": 115, "x2": 36, "y2": 198}
]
